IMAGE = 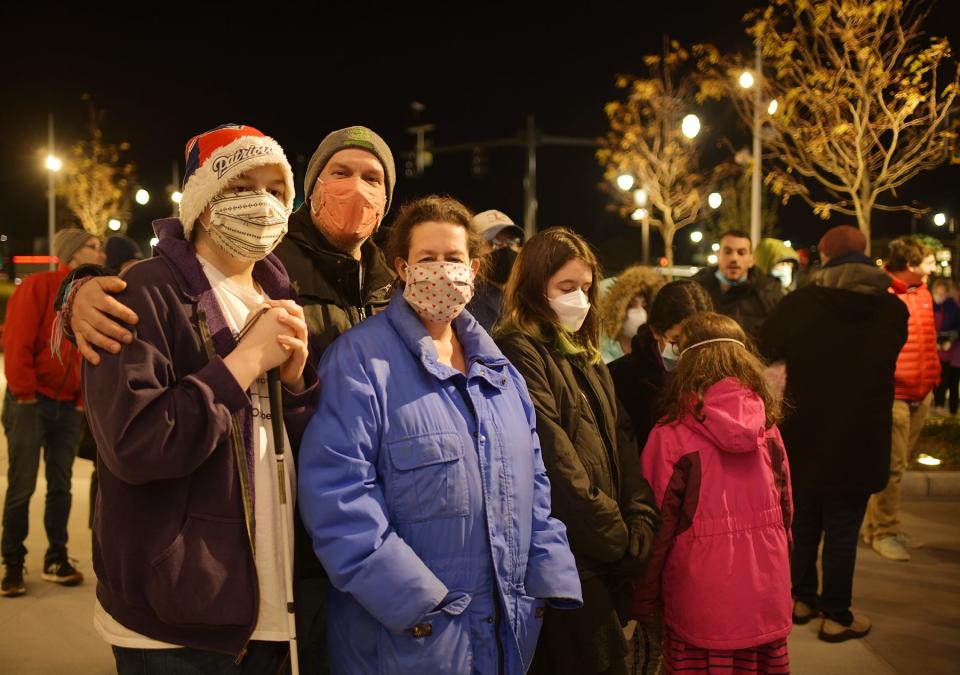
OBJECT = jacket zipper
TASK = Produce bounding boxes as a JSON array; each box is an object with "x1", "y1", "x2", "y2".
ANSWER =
[
  {"x1": 578, "y1": 379, "x2": 621, "y2": 495},
  {"x1": 197, "y1": 309, "x2": 258, "y2": 663}
]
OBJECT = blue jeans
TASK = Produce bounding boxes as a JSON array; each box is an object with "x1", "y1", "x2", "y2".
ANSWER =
[
  {"x1": 112, "y1": 642, "x2": 289, "y2": 675},
  {"x1": 791, "y1": 490, "x2": 870, "y2": 624},
  {"x1": 1, "y1": 391, "x2": 82, "y2": 567}
]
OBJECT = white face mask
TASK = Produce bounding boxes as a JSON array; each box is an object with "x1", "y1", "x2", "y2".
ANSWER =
[
  {"x1": 549, "y1": 289, "x2": 591, "y2": 333},
  {"x1": 621, "y1": 306, "x2": 648, "y2": 338},
  {"x1": 204, "y1": 190, "x2": 289, "y2": 262},
  {"x1": 660, "y1": 341, "x2": 680, "y2": 371}
]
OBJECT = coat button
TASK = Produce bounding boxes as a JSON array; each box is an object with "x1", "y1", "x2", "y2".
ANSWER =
[
  {"x1": 486, "y1": 616, "x2": 494, "y2": 624},
  {"x1": 478, "y1": 435, "x2": 486, "y2": 443},
  {"x1": 410, "y1": 623, "x2": 433, "y2": 638}
]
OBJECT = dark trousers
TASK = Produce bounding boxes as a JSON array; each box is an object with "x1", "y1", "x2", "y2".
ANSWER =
[
  {"x1": 933, "y1": 364, "x2": 960, "y2": 413},
  {"x1": 294, "y1": 573, "x2": 329, "y2": 674},
  {"x1": 790, "y1": 490, "x2": 870, "y2": 624},
  {"x1": 112, "y1": 641, "x2": 288, "y2": 675},
  {"x1": 1, "y1": 392, "x2": 82, "y2": 567}
]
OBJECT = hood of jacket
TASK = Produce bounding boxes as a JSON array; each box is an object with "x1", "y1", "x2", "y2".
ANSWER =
[{"x1": 681, "y1": 377, "x2": 766, "y2": 454}]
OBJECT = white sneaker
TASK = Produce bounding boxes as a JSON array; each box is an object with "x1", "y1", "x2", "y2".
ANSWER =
[{"x1": 872, "y1": 535, "x2": 910, "y2": 561}]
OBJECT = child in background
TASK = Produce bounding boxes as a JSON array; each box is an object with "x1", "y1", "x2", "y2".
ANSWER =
[{"x1": 633, "y1": 312, "x2": 793, "y2": 674}]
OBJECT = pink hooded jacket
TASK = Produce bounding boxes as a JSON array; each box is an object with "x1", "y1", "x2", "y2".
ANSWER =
[{"x1": 632, "y1": 377, "x2": 793, "y2": 650}]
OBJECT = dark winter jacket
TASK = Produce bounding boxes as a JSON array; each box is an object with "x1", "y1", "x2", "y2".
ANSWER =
[
  {"x1": 497, "y1": 331, "x2": 659, "y2": 675},
  {"x1": 608, "y1": 329, "x2": 666, "y2": 452},
  {"x1": 693, "y1": 266, "x2": 783, "y2": 340},
  {"x1": 84, "y1": 218, "x2": 318, "y2": 656},
  {"x1": 759, "y1": 260, "x2": 908, "y2": 494},
  {"x1": 464, "y1": 277, "x2": 504, "y2": 334},
  {"x1": 933, "y1": 297, "x2": 960, "y2": 367}
]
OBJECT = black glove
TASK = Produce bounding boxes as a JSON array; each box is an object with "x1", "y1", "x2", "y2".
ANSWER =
[{"x1": 618, "y1": 521, "x2": 654, "y2": 578}]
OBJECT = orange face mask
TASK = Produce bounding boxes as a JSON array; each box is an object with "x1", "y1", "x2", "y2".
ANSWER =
[{"x1": 310, "y1": 177, "x2": 385, "y2": 244}]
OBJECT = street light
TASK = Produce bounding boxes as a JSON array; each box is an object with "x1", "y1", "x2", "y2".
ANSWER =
[
  {"x1": 171, "y1": 191, "x2": 183, "y2": 204},
  {"x1": 783, "y1": 240, "x2": 793, "y2": 249},
  {"x1": 108, "y1": 219, "x2": 122, "y2": 232},
  {"x1": 768, "y1": 99, "x2": 779, "y2": 115},
  {"x1": 708, "y1": 192, "x2": 723, "y2": 209},
  {"x1": 617, "y1": 174, "x2": 635, "y2": 191},
  {"x1": 135, "y1": 189, "x2": 150, "y2": 205},
  {"x1": 708, "y1": 254, "x2": 719, "y2": 265},
  {"x1": 45, "y1": 113, "x2": 61, "y2": 270},
  {"x1": 738, "y1": 71, "x2": 755, "y2": 89},
  {"x1": 631, "y1": 208, "x2": 648, "y2": 221},
  {"x1": 633, "y1": 188, "x2": 648, "y2": 207},
  {"x1": 712, "y1": 243, "x2": 720, "y2": 252},
  {"x1": 149, "y1": 237, "x2": 159, "y2": 248},
  {"x1": 934, "y1": 212, "x2": 947, "y2": 227},
  {"x1": 681, "y1": 114, "x2": 701, "y2": 139},
  {"x1": 690, "y1": 230, "x2": 704, "y2": 243}
]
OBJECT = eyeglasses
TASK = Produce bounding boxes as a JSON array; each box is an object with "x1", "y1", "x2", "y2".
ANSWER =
[{"x1": 490, "y1": 237, "x2": 522, "y2": 251}]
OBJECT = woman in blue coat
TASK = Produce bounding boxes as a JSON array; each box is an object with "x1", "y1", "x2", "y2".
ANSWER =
[{"x1": 298, "y1": 195, "x2": 583, "y2": 674}]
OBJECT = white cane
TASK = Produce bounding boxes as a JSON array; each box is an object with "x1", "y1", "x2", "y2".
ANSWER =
[{"x1": 267, "y1": 368, "x2": 300, "y2": 675}]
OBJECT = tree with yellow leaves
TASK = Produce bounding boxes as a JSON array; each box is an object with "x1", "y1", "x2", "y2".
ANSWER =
[
  {"x1": 699, "y1": 0, "x2": 958, "y2": 253},
  {"x1": 58, "y1": 100, "x2": 135, "y2": 238},
  {"x1": 599, "y1": 42, "x2": 724, "y2": 268}
]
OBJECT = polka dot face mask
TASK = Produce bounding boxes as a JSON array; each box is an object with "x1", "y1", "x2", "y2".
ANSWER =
[{"x1": 402, "y1": 261, "x2": 476, "y2": 324}]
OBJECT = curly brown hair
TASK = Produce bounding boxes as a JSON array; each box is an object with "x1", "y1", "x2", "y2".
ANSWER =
[
  {"x1": 598, "y1": 265, "x2": 665, "y2": 339},
  {"x1": 658, "y1": 312, "x2": 781, "y2": 429}
]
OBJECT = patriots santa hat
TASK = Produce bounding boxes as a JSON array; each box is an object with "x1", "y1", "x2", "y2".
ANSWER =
[{"x1": 178, "y1": 124, "x2": 295, "y2": 237}]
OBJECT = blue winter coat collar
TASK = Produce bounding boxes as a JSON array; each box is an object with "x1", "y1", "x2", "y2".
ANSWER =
[{"x1": 384, "y1": 291, "x2": 510, "y2": 387}]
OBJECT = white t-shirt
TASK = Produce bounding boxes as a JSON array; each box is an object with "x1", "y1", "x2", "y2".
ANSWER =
[{"x1": 95, "y1": 256, "x2": 296, "y2": 647}]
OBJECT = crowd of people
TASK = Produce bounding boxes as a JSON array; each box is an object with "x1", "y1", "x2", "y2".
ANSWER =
[{"x1": 0, "y1": 122, "x2": 941, "y2": 675}]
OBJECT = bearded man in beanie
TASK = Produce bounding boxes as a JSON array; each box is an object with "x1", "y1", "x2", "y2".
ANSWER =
[
  {"x1": 1, "y1": 229, "x2": 103, "y2": 597},
  {"x1": 759, "y1": 225, "x2": 908, "y2": 643},
  {"x1": 54, "y1": 125, "x2": 397, "y2": 673}
]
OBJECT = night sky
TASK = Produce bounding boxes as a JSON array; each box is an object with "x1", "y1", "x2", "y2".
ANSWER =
[{"x1": 2, "y1": 1, "x2": 959, "y2": 272}]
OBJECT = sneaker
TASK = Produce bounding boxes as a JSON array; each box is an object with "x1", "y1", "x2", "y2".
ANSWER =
[
  {"x1": 1, "y1": 565, "x2": 26, "y2": 597},
  {"x1": 792, "y1": 600, "x2": 818, "y2": 625},
  {"x1": 894, "y1": 531, "x2": 923, "y2": 549},
  {"x1": 872, "y1": 535, "x2": 911, "y2": 561},
  {"x1": 42, "y1": 558, "x2": 84, "y2": 586},
  {"x1": 819, "y1": 612, "x2": 872, "y2": 643}
]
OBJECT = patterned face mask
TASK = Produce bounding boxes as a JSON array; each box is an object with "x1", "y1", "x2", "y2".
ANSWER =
[
  {"x1": 402, "y1": 261, "x2": 476, "y2": 323},
  {"x1": 204, "y1": 190, "x2": 289, "y2": 262}
]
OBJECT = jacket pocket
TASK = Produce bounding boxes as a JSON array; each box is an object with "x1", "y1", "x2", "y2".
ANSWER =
[
  {"x1": 514, "y1": 593, "x2": 547, "y2": 671},
  {"x1": 145, "y1": 515, "x2": 255, "y2": 628},
  {"x1": 377, "y1": 593, "x2": 473, "y2": 675},
  {"x1": 386, "y1": 433, "x2": 469, "y2": 522}
]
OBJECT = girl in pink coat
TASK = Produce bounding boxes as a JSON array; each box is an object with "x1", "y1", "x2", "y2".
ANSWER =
[{"x1": 633, "y1": 312, "x2": 793, "y2": 674}]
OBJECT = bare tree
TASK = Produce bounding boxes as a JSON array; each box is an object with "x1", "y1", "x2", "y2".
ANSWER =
[
  {"x1": 698, "y1": 0, "x2": 958, "y2": 253},
  {"x1": 599, "y1": 42, "x2": 723, "y2": 267},
  {"x1": 58, "y1": 99, "x2": 135, "y2": 237}
]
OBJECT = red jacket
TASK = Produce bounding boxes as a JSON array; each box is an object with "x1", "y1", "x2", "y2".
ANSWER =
[
  {"x1": 888, "y1": 270, "x2": 940, "y2": 401},
  {"x1": 2, "y1": 266, "x2": 82, "y2": 404}
]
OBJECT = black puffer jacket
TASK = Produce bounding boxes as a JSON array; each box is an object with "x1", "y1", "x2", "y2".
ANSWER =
[{"x1": 693, "y1": 266, "x2": 783, "y2": 340}]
